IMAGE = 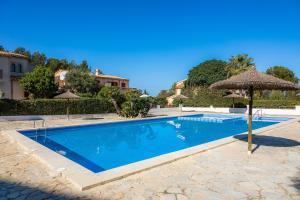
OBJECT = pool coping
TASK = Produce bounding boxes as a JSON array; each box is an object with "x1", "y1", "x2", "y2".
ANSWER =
[{"x1": 2, "y1": 113, "x2": 298, "y2": 191}]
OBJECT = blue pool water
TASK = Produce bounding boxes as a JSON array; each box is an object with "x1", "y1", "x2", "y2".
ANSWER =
[{"x1": 20, "y1": 114, "x2": 289, "y2": 173}]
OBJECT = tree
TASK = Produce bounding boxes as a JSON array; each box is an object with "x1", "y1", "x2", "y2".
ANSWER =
[
  {"x1": 157, "y1": 90, "x2": 173, "y2": 98},
  {"x1": 143, "y1": 89, "x2": 149, "y2": 95},
  {"x1": 98, "y1": 86, "x2": 125, "y2": 114},
  {"x1": 31, "y1": 51, "x2": 46, "y2": 66},
  {"x1": 266, "y1": 66, "x2": 299, "y2": 83},
  {"x1": 0, "y1": 45, "x2": 5, "y2": 51},
  {"x1": 186, "y1": 59, "x2": 227, "y2": 87},
  {"x1": 46, "y1": 58, "x2": 61, "y2": 72},
  {"x1": 225, "y1": 54, "x2": 254, "y2": 77},
  {"x1": 20, "y1": 66, "x2": 57, "y2": 98},
  {"x1": 120, "y1": 90, "x2": 150, "y2": 118},
  {"x1": 14, "y1": 47, "x2": 31, "y2": 58},
  {"x1": 125, "y1": 89, "x2": 141, "y2": 101},
  {"x1": 78, "y1": 60, "x2": 90, "y2": 72},
  {"x1": 65, "y1": 68, "x2": 98, "y2": 94}
]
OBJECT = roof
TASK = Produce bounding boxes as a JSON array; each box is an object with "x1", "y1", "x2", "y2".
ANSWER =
[
  {"x1": 140, "y1": 94, "x2": 150, "y2": 98},
  {"x1": 175, "y1": 79, "x2": 186, "y2": 89},
  {"x1": 167, "y1": 94, "x2": 189, "y2": 100},
  {"x1": 210, "y1": 68, "x2": 299, "y2": 91},
  {"x1": 54, "y1": 69, "x2": 68, "y2": 76},
  {"x1": 95, "y1": 74, "x2": 128, "y2": 80},
  {"x1": 0, "y1": 51, "x2": 28, "y2": 59},
  {"x1": 53, "y1": 90, "x2": 80, "y2": 99},
  {"x1": 172, "y1": 94, "x2": 189, "y2": 100}
]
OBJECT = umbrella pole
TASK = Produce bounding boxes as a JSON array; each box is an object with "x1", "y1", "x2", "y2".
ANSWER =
[
  {"x1": 67, "y1": 99, "x2": 70, "y2": 121},
  {"x1": 233, "y1": 98, "x2": 235, "y2": 108},
  {"x1": 248, "y1": 87, "x2": 254, "y2": 155}
]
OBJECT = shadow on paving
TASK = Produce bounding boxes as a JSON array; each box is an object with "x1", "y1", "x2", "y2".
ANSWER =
[
  {"x1": 0, "y1": 180, "x2": 87, "y2": 200},
  {"x1": 234, "y1": 134, "x2": 300, "y2": 153},
  {"x1": 291, "y1": 176, "x2": 300, "y2": 192}
]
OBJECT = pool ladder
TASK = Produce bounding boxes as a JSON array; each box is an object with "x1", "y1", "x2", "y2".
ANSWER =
[
  {"x1": 34, "y1": 120, "x2": 47, "y2": 141},
  {"x1": 253, "y1": 109, "x2": 263, "y2": 119}
]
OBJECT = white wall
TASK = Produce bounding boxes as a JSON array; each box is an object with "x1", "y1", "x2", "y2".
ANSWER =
[{"x1": 182, "y1": 105, "x2": 300, "y2": 116}]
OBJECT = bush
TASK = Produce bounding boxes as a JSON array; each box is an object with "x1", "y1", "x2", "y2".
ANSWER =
[
  {"x1": 181, "y1": 87, "x2": 300, "y2": 108},
  {"x1": 253, "y1": 100, "x2": 300, "y2": 109},
  {"x1": 152, "y1": 97, "x2": 168, "y2": 108},
  {"x1": 0, "y1": 98, "x2": 114, "y2": 115},
  {"x1": 20, "y1": 66, "x2": 57, "y2": 98},
  {"x1": 120, "y1": 98, "x2": 151, "y2": 118}
]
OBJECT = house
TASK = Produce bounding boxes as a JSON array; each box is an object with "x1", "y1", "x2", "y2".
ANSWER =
[
  {"x1": 54, "y1": 68, "x2": 129, "y2": 91},
  {"x1": 0, "y1": 51, "x2": 33, "y2": 99},
  {"x1": 94, "y1": 69, "x2": 129, "y2": 90},
  {"x1": 166, "y1": 79, "x2": 186, "y2": 106},
  {"x1": 54, "y1": 69, "x2": 68, "y2": 89}
]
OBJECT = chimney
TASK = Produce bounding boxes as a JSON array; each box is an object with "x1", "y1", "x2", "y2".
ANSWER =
[{"x1": 95, "y1": 69, "x2": 102, "y2": 76}]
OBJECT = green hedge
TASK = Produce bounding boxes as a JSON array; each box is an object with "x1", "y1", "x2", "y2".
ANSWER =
[
  {"x1": 183, "y1": 98, "x2": 300, "y2": 109},
  {"x1": 180, "y1": 87, "x2": 300, "y2": 109},
  {"x1": 253, "y1": 100, "x2": 300, "y2": 109},
  {"x1": 0, "y1": 98, "x2": 115, "y2": 115}
]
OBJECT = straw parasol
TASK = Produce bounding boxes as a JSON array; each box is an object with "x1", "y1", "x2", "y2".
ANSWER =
[
  {"x1": 54, "y1": 90, "x2": 80, "y2": 120},
  {"x1": 210, "y1": 68, "x2": 299, "y2": 154},
  {"x1": 223, "y1": 93, "x2": 244, "y2": 108}
]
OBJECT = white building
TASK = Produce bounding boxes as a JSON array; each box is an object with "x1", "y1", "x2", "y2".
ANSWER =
[{"x1": 0, "y1": 51, "x2": 33, "y2": 99}]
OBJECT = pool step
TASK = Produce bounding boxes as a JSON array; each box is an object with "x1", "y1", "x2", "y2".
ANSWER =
[{"x1": 177, "y1": 116, "x2": 243, "y2": 123}]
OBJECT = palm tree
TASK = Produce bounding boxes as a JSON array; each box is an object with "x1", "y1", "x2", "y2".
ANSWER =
[{"x1": 225, "y1": 54, "x2": 255, "y2": 77}]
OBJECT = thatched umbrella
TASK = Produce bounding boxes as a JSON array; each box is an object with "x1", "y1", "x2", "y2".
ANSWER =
[
  {"x1": 54, "y1": 90, "x2": 80, "y2": 120},
  {"x1": 210, "y1": 68, "x2": 299, "y2": 154},
  {"x1": 223, "y1": 93, "x2": 244, "y2": 108}
]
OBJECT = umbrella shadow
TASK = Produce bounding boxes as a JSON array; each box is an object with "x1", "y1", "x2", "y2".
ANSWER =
[
  {"x1": 234, "y1": 134, "x2": 300, "y2": 153},
  {"x1": 290, "y1": 173, "x2": 300, "y2": 192},
  {"x1": 0, "y1": 179, "x2": 82, "y2": 199}
]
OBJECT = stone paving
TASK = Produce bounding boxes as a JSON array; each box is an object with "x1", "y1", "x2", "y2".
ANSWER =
[{"x1": 0, "y1": 111, "x2": 299, "y2": 199}]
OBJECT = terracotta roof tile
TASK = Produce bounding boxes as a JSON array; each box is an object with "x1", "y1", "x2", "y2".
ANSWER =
[{"x1": 0, "y1": 51, "x2": 29, "y2": 59}]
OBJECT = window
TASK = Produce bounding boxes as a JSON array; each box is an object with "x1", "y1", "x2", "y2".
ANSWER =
[
  {"x1": 17, "y1": 64, "x2": 22, "y2": 73},
  {"x1": 121, "y1": 82, "x2": 126, "y2": 88},
  {"x1": 111, "y1": 82, "x2": 118, "y2": 86},
  {"x1": 10, "y1": 63, "x2": 16, "y2": 72},
  {"x1": 0, "y1": 69, "x2": 3, "y2": 79}
]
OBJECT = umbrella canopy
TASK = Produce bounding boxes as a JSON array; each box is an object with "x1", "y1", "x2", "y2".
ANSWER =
[
  {"x1": 54, "y1": 90, "x2": 80, "y2": 120},
  {"x1": 223, "y1": 93, "x2": 244, "y2": 99},
  {"x1": 210, "y1": 68, "x2": 298, "y2": 90},
  {"x1": 173, "y1": 94, "x2": 189, "y2": 100},
  {"x1": 140, "y1": 94, "x2": 150, "y2": 98},
  {"x1": 223, "y1": 93, "x2": 244, "y2": 108},
  {"x1": 210, "y1": 68, "x2": 299, "y2": 154},
  {"x1": 54, "y1": 90, "x2": 80, "y2": 99}
]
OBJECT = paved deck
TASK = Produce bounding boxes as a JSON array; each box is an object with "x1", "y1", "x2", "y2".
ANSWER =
[{"x1": 0, "y1": 111, "x2": 299, "y2": 200}]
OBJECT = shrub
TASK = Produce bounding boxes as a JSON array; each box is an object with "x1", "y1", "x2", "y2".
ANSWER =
[
  {"x1": 120, "y1": 98, "x2": 151, "y2": 118},
  {"x1": 0, "y1": 98, "x2": 114, "y2": 115},
  {"x1": 136, "y1": 98, "x2": 151, "y2": 117},
  {"x1": 152, "y1": 97, "x2": 168, "y2": 108},
  {"x1": 20, "y1": 66, "x2": 57, "y2": 98},
  {"x1": 253, "y1": 100, "x2": 300, "y2": 109},
  {"x1": 181, "y1": 87, "x2": 300, "y2": 108}
]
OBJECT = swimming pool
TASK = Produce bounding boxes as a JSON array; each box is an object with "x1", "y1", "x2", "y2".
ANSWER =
[{"x1": 20, "y1": 114, "x2": 289, "y2": 173}]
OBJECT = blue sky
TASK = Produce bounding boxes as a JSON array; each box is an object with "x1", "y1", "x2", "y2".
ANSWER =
[{"x1": 1, "y1": 0, "x2": 300, "y2": 95}]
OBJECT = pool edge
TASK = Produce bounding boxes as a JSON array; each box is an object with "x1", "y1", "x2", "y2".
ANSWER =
[{"x1": 2, "y1": 117, "x2": 298, "y2": 191}]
